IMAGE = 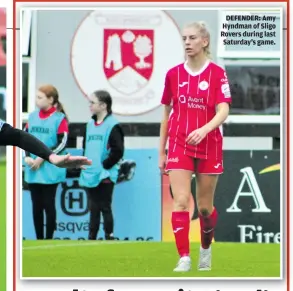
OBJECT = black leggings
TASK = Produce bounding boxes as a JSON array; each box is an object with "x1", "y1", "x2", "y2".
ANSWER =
[
  {"x1": 87, "y1": 182, "x2": 115, "y2": 240},
  {"x1": 28, "y1": 183, "x2": 58, "y2": 239}
]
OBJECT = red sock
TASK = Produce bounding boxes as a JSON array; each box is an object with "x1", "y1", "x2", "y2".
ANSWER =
[
  {"x1": 172, "y1": 211, "x2": 190, "y2": 257},
  {"x1": 199, "y1": 208, "x2": 218, "y2": 249}
]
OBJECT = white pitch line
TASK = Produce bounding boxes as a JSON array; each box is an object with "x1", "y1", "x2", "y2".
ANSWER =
[{"x1": 22, "y1": 241, "x2": 148, "y2": 250}]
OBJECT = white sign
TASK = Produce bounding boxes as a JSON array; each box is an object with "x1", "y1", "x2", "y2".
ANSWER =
[
  {"x1": 226, "y1": 167, "x2": 271, "y2": 213},
  {"x1": 71, "y1": 10, "x2": 184, "y2": 115},
  {"x1": 238, "y1": 224, "x2": 281, "y2": 243},
  {"x1": 21, "y1": 10, "x2": 32, "y2": 56}
]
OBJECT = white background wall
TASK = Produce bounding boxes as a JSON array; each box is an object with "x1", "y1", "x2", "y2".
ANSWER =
[{"x1": 33, "y1": 9, "x2": 219, "y2": 123}]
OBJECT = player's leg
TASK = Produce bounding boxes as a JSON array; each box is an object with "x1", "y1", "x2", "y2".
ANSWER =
[
  {"x1": 166, "y1": 152, "x2": 195, "y2": 272},
  {"x1": 195, "y1": 159, "x2": 223, "y2": 271},
  {"x1": 87, "y1": 186, "x2": 102, "y2": 240},
  {"x1": 99, "y1": 181, "x2": 115, "y2": 240},
  {"x1": 42, "y1": 184, "x2": 58, "y2": 239},
  {"x1": 28, "y1": 183, "x2": 45, "y2": 240}
]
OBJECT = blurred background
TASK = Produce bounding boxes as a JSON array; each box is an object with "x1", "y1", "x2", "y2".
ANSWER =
[
  {"x1": 0, "y1": 8, "x2": 6, "y2": 159},
  {"x1": 0, "y1": 7, "x2": 6, "y2": 290},
  {"x1": 21, "y1": 10, "x2": 281, "y2": 244}
]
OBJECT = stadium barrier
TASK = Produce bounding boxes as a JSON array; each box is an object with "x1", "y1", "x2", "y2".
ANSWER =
[
  {"x1": 22, "y1": 149, "x2": 161, "y2": 241},
  {"x1": 22, "y1": 150, "x2": 280, "y2": 243},
  {"x1": 162, "y1": 150, "x2": 280, "y2": 243}
]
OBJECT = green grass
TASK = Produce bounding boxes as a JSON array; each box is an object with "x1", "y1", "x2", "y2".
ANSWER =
[
  {"x1": 0, "y1": 162, "x2": 6, "y2": 290},
  {"x1": 22, "y1": 241, "x2": 280, "y2": 278}
]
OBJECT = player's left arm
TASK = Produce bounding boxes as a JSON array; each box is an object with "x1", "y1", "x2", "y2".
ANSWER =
[{"x1": 203, "y1": 69, "x2": 231, "y2": 133}]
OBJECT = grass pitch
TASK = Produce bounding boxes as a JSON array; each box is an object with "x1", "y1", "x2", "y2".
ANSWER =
[
  {"x1": 22, "y1": 240, "x2": 280, "y2": 278},
  {"x1": 0, "y1": 162, "x2": 6, "y2": 290}
]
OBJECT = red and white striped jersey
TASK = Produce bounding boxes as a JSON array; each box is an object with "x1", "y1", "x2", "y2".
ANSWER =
[{"x1": 161, "y1": 61, "x2": 232, "y2": 160}]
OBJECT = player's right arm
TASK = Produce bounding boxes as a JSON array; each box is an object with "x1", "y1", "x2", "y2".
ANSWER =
[{"x1": 159, "y1": 72, "x2": 173, "y2": 172}]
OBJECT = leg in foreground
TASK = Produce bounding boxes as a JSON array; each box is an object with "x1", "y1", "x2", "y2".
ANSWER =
[
  {"x1": 195, "y1": 166, "x2": 219, "y2": 271},
  {"x1": 169, "y1": 170, "x2": 193, "y2": 272}
]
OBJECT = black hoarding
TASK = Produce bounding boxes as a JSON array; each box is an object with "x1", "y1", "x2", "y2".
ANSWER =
[
  {"x1": 169, "y1": 150, "x2": 280, "y2": 243},
  {"x1": 216, "y1": 151, "x2": 280, "y2": 243}
]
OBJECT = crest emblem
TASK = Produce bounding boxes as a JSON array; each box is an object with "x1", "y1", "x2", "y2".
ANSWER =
[
  {"x1": 199, "y1": 81, "x2": 209, "y2": 91},
  {"x1": 71, "y1": 10, "x2": 183, "y2": 115},
  {"x1": 103, "y1": 29, "x2": 154, "y2": 95}
]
